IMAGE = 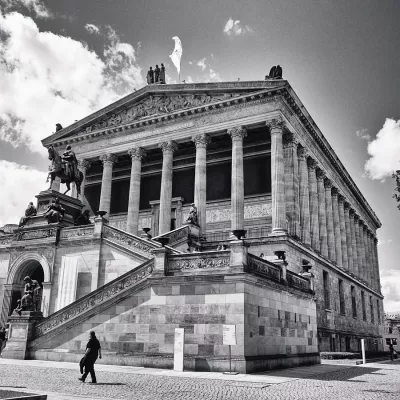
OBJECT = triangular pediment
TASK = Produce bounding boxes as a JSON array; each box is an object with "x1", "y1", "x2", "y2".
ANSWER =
[{"x1": 42, "y1": 80, "x2": 288, "y2": 146}]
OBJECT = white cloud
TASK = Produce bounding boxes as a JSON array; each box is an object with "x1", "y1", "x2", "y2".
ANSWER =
[
  {"x1": 0, "y1": 0, "x2": 50, "y2": 18},
  {"x1": 197, "y1": 57, "x2": 207, "y2": 71},
  {"x1": 356, "y1": 127, "x2": 371, "y2": 142},
  {"x1": 0, "y1": 160, "x2": 47, "y2": 226},
  {"x1": 186, "y1": 76, "x2": 194, "y2": 84},
  {"x1": 208, "y1": 68, "x2": 221, "y2": 82},
  {"x1": 223, "y1": 17, "x2": 254, "y2": 36},
  {"x1": 0, "y1": 12, "x2": 144, "y2": 154},
  {"x1": 381, "y1": 269, "x2": 400, "y2": 313},
  {"x1": 364, "y1": 119, "x2": 400, "y2": 179},
  {"x1": 84, "y1": 23, "x2": 100, "y2": 35},
  {"x1": 188, "y1": 61, "x2": 193, "y2": 65}
]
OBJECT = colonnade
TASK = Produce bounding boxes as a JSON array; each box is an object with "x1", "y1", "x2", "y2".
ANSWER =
[{"x1": 77, "y1": 117, "x2": 380, "y2": 293}]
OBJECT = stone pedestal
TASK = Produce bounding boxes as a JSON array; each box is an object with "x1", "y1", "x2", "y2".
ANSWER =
[
  {"x1": 229, "y1": 240, "x2": 249, "y2": 268},
  {"x1": 1, "y1": 311, "x2": 43, "y2": 360},
  {"x1": 152, "y1": 247, "x2": 169, "y2": 276}
]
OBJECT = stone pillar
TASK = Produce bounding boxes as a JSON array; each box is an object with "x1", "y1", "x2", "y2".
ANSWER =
[
  {"x1": 338, "y1": 195, "x2": 348, "y2": 270},
  {"x1": 350, "y1": 210, "x2": 359, "y2": 277},
  {"x1": 228, "y1": 126, "x2": 247, "y2": 233},
  {"x1": 193, "y1": 134, "x2": 211, "y2": 239},
  {"x1": 316, "y1": 169, "x2": 328, "y2": 257},
  {"x1": 354, "y1": 215, "x2": 363, "y2": 280},
  {"x1": 283, "y1": 133, "x2": 300, "y2": 238},
  {"x1": 363, "y1": 226, "x2": 371, "y2": 286},
  {"x1": 267, "y1": 118, "x2": 287, "y2": 235},
  {"x1": 324, "y1": 179, "x2": 336, "y2": 262},
  {"x1": 367, "y1": 231, "x2": 375, "y2": 290},
  {"x1": 373, "y1": 237, "x2": 381, "y2": 293},
  {"x1": 331, "y1": 188, "x2": 342, "y2": 267},
  {"x1": 158, "y1": 141, "x2": 178, "y2": 235},
  {"x1": 307, "y1": 158, "x2": 320, "y2": 251},
  {"x1": 126, "y1": 147, "x2": 146, "y2": 235},
  {"x1": 358, "y1": 220, "x2": 366, "y2": 282},
  {"x1": 77, "y1": 159, "x2": 91, "y2": 202},
  {"x1": 344, "y1": 203, "x2": 354, "y2": 274},
  {"x1": 298, "y1": 146, "x2": 311, "y2": 245},
  {"x1": 99, "y1": 154, "x2": 118, "y2": 217}
]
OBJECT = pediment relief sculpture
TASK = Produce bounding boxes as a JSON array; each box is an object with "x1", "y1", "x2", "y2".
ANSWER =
[{"x1": 86, "y1": 92, "x2": 249, "y2": 133}]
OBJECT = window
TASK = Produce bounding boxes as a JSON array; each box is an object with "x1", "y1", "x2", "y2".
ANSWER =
[
  {"x1": 370, "y1": 296, "x2": 374, "y2": 324},
  {"x1": 361, "y1": 291, "x2": 366, "y2": 321},
  {"x1": 351, "y1": 286, "x2": 357, "y2": 318},
  {"x1": 339, "y1": 279, "x2": 345, "y2": 315},
  {"x1": 323, "y1": 271, "x2": 330, "y2": 309},
  {"x1": 377, "y1": 300, "x2": 381, "y2": 324}
]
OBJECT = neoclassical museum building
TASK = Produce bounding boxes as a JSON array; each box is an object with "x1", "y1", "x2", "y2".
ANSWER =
[{"x1": 0, "y1": 78, "x2": 384, "y2": 372}]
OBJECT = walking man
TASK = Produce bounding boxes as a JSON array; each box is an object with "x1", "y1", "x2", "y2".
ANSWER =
[
  {"x1": 79, "y1": 331, "x2": 102, "y2": 383},
  {"x1": 389, "y1": 342, "x2": 395, "y2": 361}
]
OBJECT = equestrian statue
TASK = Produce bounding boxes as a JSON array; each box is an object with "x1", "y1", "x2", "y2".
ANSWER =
[{"x1": 47, "y1": 144, "x2": 83, "y2": 197}]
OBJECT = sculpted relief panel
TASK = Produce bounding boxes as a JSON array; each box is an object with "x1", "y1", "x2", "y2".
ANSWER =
[{"x1": 206, "y1": 203, "x2": 272, "y2": 223}]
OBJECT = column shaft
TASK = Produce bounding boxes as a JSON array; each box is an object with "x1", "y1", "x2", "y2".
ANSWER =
[
  {"x1": 350, "y1": 210, "x2": 359, "y2": 277},
  {"x1": 324, "y1": 179, "x2": 336, "y2": 262},
  {"x1": 373, "y1": 238, "x2": 381, "y2": 293},
  {"x1": 298, "y1": 147, "x2": 311, "y2": 245},
  {"x1": 158, "y1": 141, "x2": 178, "y2": 235},
  {"x1": 338, "y1": 196, "x2": 348, "y2": 270},
  {"x1": 268, "y1": 118, "x2": 287, "y2": 234},
  {"x1": 126, "y1": 148, "x2": 146, "y2": 235},
  {"x1": 316, "y1": 170, "x2": 328, "y2": 257},
  {"x1": 307, "y1": 159, "x2": 320, "y2": 251},
  {"x1": 358, "y1": 221, "x2": 366, "y2": 282},
  {"x1": 331, "y1": 189, "x2": 342, "y2": 267},
  {"x1": 363, "y1": 226, "x2": 371, "y2": 286},
  {"x1": 344, "y1": 203, "x2": 354, "y2": 273},
  {"x1": 228, "y1": 127, "x2": 247, "y2": 232},
  {"x1": 99, "y1": 154, "x2": 118, "y2": 217},
  {"x1": 193, "y1": 134, "x2": 210, "y2": 238},
  {"x1": 78, "y1": 159, "x2": 91, "y2": 202},
  {"x1": 283, "y1": 134, "x2": 300, "y2": 237}
]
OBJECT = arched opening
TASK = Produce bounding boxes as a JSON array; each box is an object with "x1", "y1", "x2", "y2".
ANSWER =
[{"x1": 9, "y1": 260, "x2": 44, "y2": 317}]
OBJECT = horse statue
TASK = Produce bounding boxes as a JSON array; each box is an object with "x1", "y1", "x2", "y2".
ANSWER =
[{"x1": 47, "y1": 144, "x2": 83, "y2": 197}]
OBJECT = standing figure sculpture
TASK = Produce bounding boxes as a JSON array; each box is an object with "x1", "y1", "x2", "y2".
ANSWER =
[
  {"x1": 47, "y1": 144, "x2": 83, "y2": 196},
  {"x1": 55, "y1": 123, "x2": 63, "y2": 132},
  {"x1": 44, "y1": 197, "x2": 65, "y2": 224},
  {"x1": 20, "y1": 276, "x2": 41, "y2": 312},
  {"x1": 160, "y1": 63, "x2": 166, "y2": 84},
  {"x1": 154, "y1": 64, "x2": 160, "y2": 83},
  {"x1": 146, "y1": 66, "x2": 154, "y2": 84},
  {"x1": 19, "y1": 202, "x2": 37, "y2": 227},
  {"x1": 186, "y1": 203, "x2": 198, "y2": 225}
]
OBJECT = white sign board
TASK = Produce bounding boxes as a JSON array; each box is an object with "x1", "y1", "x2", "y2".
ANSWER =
[
  {"x1": 223, "y1": 325, "x2": 236, "y2": 345},
  {"x1": 174, "y1": 328, "x2": 185, "y2": 371}
]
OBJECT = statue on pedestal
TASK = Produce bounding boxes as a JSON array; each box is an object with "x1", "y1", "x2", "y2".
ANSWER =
[
  {"x1": 62, "y1": 145, "x2": 80, "y2": 182},
  {"x1": 146, "y1": 67, "x2": 154, "y2": 84},
  {"x1": 186, "y1": 203, "x2": 198, "y2": 225},
  {"x1": 19, "y1": 202, "x2": 37, "y2": 227},
  {"x1": 44, "y1": 197, "x2": 65, "y2": 224},
  {"x1": 20, "y1": 276, "x2": 41, "y2": 312}
]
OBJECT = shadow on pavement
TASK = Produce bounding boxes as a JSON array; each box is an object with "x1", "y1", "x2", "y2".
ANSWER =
[{"x1": 91, "y1": 383, "x2": 126, "y2": 386}]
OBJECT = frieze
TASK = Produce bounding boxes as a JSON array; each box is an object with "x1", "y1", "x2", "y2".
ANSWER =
[
  {"x1": 206, "y1": 203, "x2": 272, "y2": 223},
  {"x1": 59, "y1": 226, "x2": 94, "y2": 240},
  {"x1": 33, "y1": 260, "x2": 154, "y2": 339},
  {"x1": 16, "y1": 228, "x2": 58, "y2": 241},
  {"x1": 246, "y1": 255, "x2": 281, "y2": 282},
  {"x1": 168, "y1": 255, "x2": 230, "y2": 271},
  {"x1": 286, "y1": 271, "x2": 310, "y2": 292},
  {"x1": 103, "y1": 225, "x2": 155, "y2": 257},
  {"x1": 0, "y1": 236, "x2": 14, "y2": 246}
]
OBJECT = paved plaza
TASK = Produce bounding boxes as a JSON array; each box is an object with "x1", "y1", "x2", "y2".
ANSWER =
[{"x1": 0, "y1": 359, "x2": 399, "y2": 400}]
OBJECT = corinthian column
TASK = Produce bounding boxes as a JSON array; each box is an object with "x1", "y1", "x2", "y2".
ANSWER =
[
  {"x1": 99, "y1": 154, "x2": 118, "y2": 217},
  {"x1": 283, "y1": 133, "x2": 300, "y2": 238},
  {"x1": 228, "y1": 126, "x2": 247, "y2": 233},
  {"x1": 298, "y1": 146, "x2": 311, "y2": 245},
  {"x1": 77, "y1": 159, "x2": 91, "y2": 202},
  {"x1": 193, "y1": 134, "x2": 211, "y2": 238},
  {"x1": 354, "y1": 215, "x2": 363, "y2": 280},
  {"x1": 338, "y1": 195, "x2": 348, "y2": 270},
  {"x1": 267, "y1": 118, "x2": 287, "y2": 235},
  {"x1": 324, "y1": 179, "x2": 336, "y2": 262},
  {"x1": 363, "y1": 226, "x2": 371, "y2": 286},
  {"x1": 126, "y1": 147, "x2": 146, "y2": 235},
  {"x1": 350, "y1": 209, "x2": 359, "y2": 277},
  {"x1": 344, "y1": 203, "x2": 354, "y2": 274},
  {"x1": 307, "y1": 158, "x2": 320, "y2": 251},
  {"x1": 316, "y1": 169, "x2": 328, "y2": 257},
  {"x1": 373, "y1": 237, "x2": 381, "y2": 293},
  {"x1": 158, "y1": 141, "x2": 178, "y2": 235},
  {"x1": 331, "y1": 188, "x2": 342, "y2": 267},
  {"x1": 367, "y1": 231, "x2": 374, "y2": 289},
  {"x1": 358, "y1": 220, "x2": 366, "y2": 282}
]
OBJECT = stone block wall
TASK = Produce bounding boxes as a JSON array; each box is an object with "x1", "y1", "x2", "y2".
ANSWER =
[{"x1": 30, "y1": 273, "x2": 318, "y2": 373}]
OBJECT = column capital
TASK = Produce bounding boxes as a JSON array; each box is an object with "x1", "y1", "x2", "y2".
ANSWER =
[
  {"x1": 282, "y1": 132, "x2": 298, "y2": 149},
  {"x1": 344, "y1": 202, "x2": 351, "y2": 210},
  {"x1": 192, "y1": 133, "x2": 211, "y2": 148},
  {"x1": 128, "y1": 147, "x2": 147, "y2": 160},
  {"x1": 316, "y1": 169, "x2": 326, "y2": 182},
  {"x1": 307, "y1": 158, "x2": 318, "y2": 171},
  {"x1": 99, "y1": 153, "x2": 118, "y2": 166},
  {"x1": 354, "y1": 213, "x2": 360, "y2": 222},
  {"x1": 374, "y1": 237, "x2": 378, "y2": 244},
  {"x1": 228, "y1": 126, "x2": 247, "y2": 141},
  {"x1": 338, "y1": 194, "x2": 345, "y2": 204},
  {"x1": 359, "y1": 219, "x2": 365, "y2": 227},
  {"x1": 297, "y1": 145, "x2": 308, "y2": 159},
  {"x1": 266, "y1": 117, "x2": 284, "y2": 132},
  {"x1": 159, "y1": 140, "x2": 178, "y2": 153},
  {"x1": 331, "y1": 187, "x2": 339, "y2": 197},
  {"x1": 78, "y1": 159, "x2": 91, "y2": 171},
  {"x1": 349, "y1": 208, "x2": 355, "y2": 216},
  {"x1": 324, "y1": 178, "x2": 333, "y2": 190}
]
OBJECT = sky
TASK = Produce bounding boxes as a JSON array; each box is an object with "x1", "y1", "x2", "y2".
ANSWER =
[{"x1": 0, "y1": 0, "x2": 399, "y2": 311}]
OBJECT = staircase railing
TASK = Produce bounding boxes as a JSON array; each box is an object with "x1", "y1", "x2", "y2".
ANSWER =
[{"x1": 152, "y1": 225, "x2": 190, "y2": 246}]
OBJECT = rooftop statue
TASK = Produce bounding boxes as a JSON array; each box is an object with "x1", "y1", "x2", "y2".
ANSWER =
[
  {"x1": 47, "y1": 144, "x2": 83, "y2": 197},
  {"x1": 160, "y1": 63, "x2": 166, "y2": 84},
  {"x1": 146, "y1": 66, "x2": 154, "y2": 84},
  {"x1": 44, "y1": 197, "x2": 65, "y2": 224},
  {"x1": 154, "y1": 64, "x2": 160, "y2": 83},
  {"x1": 265, "y1": 65, "x2": 283, "y2": 80},
  {"x1": 55, "y1": 123, "x2": 63, "y2": 132},
  {"x1": 19, "y1": 202, "x2": 37, "y2": 227}
]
